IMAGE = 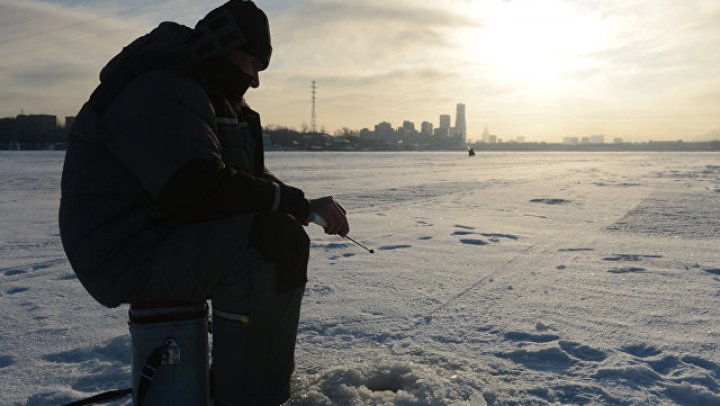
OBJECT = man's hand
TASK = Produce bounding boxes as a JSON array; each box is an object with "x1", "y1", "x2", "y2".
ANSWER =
[{"x1": 308, "y1": 196, "x2": 349, "y2": 236}]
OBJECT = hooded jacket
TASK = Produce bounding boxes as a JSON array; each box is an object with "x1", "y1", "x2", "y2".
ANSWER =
[{"x1": 59, "y1": 22, "x2": 308, "y2": 307}]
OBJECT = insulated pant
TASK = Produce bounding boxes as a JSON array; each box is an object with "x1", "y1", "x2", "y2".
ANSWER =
[
  {"x1": 106, "y1": 212, "x2": 310, "y2": 404},
  {"x1": 212, "y1": 260, "x2": 305, "y2": 405}
]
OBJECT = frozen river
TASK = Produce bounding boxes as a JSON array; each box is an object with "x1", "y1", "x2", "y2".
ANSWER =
[{"x1": 1, "y1": 151, "x2": 719, "y2": 405}]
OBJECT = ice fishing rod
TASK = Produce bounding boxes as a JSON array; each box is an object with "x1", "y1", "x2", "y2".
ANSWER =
[{"x1": 308, "y1": 212, "x2": 374, "y2": 254}]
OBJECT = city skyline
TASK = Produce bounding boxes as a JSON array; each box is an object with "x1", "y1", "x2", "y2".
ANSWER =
[{"x1": 0, "y1": 0, "x2": 718, "y2": 142}]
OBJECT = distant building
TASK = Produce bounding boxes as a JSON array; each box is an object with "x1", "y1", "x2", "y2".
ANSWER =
[
  {"x1": 16, "y1": 114, "x2": 57, "y2": 135},
  {"x1": 0, "y1": 113, "x2": 60, "y2": 143},
  {"x1": 434, "y1": 127, "x2": 451, "y2": 137},
  {"x1": 516, "y1": 136, "x2": 525, "y2": 143},
  {"x1": 613, "y1": 137, "x2": 623, "y2": 144},
  {"x1": 439, "y1": 115, "x2": 451, "y2": 132},
  {"x1": 589, "y1": 135, "x2": 605, "y2": 144},
  {"x1": 563, "y1": 137, "x2": 579, "y2": 145},
  {"x1": 374, "y1": 121, "x2": 395, "y2": 138},
  {"x1": 488, "y1": 134, "x2": 497, "y2": 144},
  {"x1": 421, "y1": 121, "x2": 433, "y2": 136},
  {"x1": 454, "y1": 103, "x2": 466, "y2": 142},
  {"x1": 0, "y1": 117, "x2": 15, "y2": 135},
  {"x1": 402, "y1": 120, "x2": 417, "y2": 135},
  {"x1": 481, "y1": 127, "x2": 492, "y2": 143},
  {"x1": 360, "y1": 128, "x2": 373, "y2": 138},
  {"x1": 581, "y1": 136, "x2": 590, "y2": 144},
  {"x1": 64, "y1": 116, "x2": 76, "y2": 130}
]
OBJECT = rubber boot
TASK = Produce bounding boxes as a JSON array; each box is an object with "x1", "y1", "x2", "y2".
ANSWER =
[{"x1": 129, "y1": 302, "x2": 209, "y2": 406}]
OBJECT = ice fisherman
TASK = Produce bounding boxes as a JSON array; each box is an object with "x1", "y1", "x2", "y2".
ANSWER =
[{"x1": 59, "y1": 1, "x2": 349, "y2": 404}]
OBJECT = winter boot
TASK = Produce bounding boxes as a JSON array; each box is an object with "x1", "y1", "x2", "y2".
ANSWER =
[{"x1": 129, "y1": 302, "x2": 209, "y2": 406}]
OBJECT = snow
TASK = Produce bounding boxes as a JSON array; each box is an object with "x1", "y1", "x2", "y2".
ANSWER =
[{"x1": 1, "y1": 151, "x2": 719, "y2": 405}]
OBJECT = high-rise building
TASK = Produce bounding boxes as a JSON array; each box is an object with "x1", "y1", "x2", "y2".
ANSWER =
[
  {"x1": 375, "y1": 121, "x2": 394, "y2": 138},
  {"x1": 402, "y1": 120, "x2": 416, "y2": 135},
  {"x1": 454, "y1": 103, "x2": 466, "y2": 141},
  {"x1": 439, "y1": 115, "x2": 451, "y2": 130},
  {"x1": 421, "y1": 121, "x2": 433, "y2": 136},
  {"x1": 434, "y1": 128, "x2": 450, "y2": 137},
  {"x1": 481, "y1": 127, "x2": 490, "y2": 143}
]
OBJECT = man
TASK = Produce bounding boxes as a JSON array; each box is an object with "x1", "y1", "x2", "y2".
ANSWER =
[{"x1": 59, "y1": 1, "x2": 348, "y2": 404}]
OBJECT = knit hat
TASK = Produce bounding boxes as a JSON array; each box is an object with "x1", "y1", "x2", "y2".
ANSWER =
[{"x1": 187, "y1": 1, "x2": 272, "y2": 68}]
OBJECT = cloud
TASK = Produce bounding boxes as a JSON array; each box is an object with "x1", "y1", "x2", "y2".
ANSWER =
[
  {"x1": 0, "y1": 0, "x2": 717, "y2": 140},
  {"x1": 0, "y1": 1, "x2": 156, "y2": 116},
  {"x1": 271, "y1": 0, "x2": 480, "y2": 68}
]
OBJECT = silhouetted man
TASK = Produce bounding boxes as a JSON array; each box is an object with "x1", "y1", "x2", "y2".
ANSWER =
[{"x1": 59, "y1": 1, "x2": 348, "y2": 404}]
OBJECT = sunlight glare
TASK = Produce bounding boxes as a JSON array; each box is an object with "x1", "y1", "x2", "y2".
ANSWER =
[{"x1": 459, "y1": 1, "x2": 609, "y2": 92}]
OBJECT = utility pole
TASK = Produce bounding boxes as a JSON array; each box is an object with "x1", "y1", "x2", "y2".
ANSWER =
[{"x1": 310, "y1": 81, "x2": 317, "y2": 133}]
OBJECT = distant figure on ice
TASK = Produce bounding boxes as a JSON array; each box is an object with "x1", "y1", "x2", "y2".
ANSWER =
[
  {"x1": 59, "y1": 1, "x2": 349, "y2": 404},
  {"x1": 468, "y1": 147, "x2": 476, "y2": 157}
]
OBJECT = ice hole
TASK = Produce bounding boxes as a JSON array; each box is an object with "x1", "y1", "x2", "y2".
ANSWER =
[{"x1": 363, "y1": 364, "x2": 415, "y2": 393}]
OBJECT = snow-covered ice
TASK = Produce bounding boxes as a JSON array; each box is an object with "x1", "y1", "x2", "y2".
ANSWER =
[{"x1": 1, "y1": 151, "x2": 719, "y2": 405}]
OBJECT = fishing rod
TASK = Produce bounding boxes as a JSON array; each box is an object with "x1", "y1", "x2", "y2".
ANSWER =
[{"x1": 308, "y1": 212, "x2": 374, "y2": 254}]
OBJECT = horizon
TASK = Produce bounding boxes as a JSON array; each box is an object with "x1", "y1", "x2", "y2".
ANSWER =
[{"x1": 0, "y1": 0, "x2": 718, "y2": 143}]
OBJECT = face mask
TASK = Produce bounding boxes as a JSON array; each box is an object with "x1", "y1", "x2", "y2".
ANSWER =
[{"x1": 201, "y1": 56, "x2": 255, "y2": 101}]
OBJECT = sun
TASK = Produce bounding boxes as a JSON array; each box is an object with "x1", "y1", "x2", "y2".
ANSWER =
[{"x1": 458, "y1": 0, "x2": 609, "y2": 90}]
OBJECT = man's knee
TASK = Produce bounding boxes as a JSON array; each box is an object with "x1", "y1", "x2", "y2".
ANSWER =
[
  {"x1": 248, "y1": 212, "x2": 309, "y2": 293},
  {"x1": 250, "y1": 212, "x2": 309, "y2": 262}
]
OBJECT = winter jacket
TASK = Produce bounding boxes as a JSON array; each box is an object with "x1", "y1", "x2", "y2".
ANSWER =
[{"x1": 59, "y1": 22, "x2": 308, "y2": 307}]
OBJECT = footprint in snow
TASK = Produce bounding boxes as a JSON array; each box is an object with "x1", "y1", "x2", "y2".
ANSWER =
[
  {"x1": 704, "y1": 268, "x2": 720, "y2": 276},
  {"x1": 504, "y1": 331, "x2": 560, "y2": 343},
  {"x1": 377, "y1": 244, "x2": 412, "y2": 251},
  {"x1": 620, "y1": 343, "x2": 662, "y2": 358},
  {"x1": 454, "y1": 231, "x2": 519, "y2": 238},
  {"x1": 1, "y1": 258, "x2": 67, "y2": 275},
  {"x1": 452, "y1": 231, "x2": 476, "y2": 236},
  {"x1": 418, "y1": 236, "x2": 432, "y2": 240},
  {"x1": 459, "y1": 238, "x2": 488, "y2": 246},
  {"x1": 311, "y1": 242, "x2": 351, "y2": 251},
  {"x1": 559, "y1": 341, "x2": 608, "y2": 362},
  {"x1": 481, "y1": 233, "x2": 519, "y2": 241},
  {"x1": 6, "y1": 287, "x2": 29, "y2": 295},
  {"x1": 497, "y1": 346, "x2": 577, "y2": 371},
  {"x1": 645, "y1": 355, "x2": 681, "y2": 375},
  {"x1": 558, "y1": 248, "x2": 595, "y2": 252},
  {"x1": 453, "y1": 224, "x2": 476, "y2": 230},
  {"x1": 43, "y1": 335, "x2": 130, "y2": 364},
  {"x1": 530, "y1": 198, "x2": 571, "y2": 205},
  {"x1": 608, "y1": 267, "x2": 646, "y2": 274},
  {"x1": 603, "y1": 253, "x2": 662, "y2": 262},
  {"x1": 593, "y1": 364, "x2": 662, "y2": 386},
  {"x1": 0, "y1": 355, "x2": 16, "y2": 368},
  {"x1": 681, "y1": 355, "x2": 720, "y2": 373}
]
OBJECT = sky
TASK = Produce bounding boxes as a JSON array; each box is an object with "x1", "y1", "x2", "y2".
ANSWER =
[{"x1": 0, "y1": 0, "x2": 718, "y2": 142}]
